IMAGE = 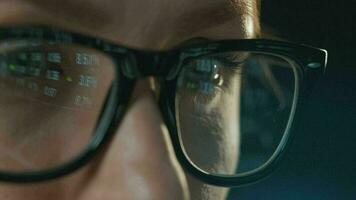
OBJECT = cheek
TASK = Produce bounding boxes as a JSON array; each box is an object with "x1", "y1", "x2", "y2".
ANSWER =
[
  {"x1": 0, "y1": 79, "x2": 190, "y2": 200},
  {"x1": 0, "y1": 164, "x2": 93, "y2": 200},
  {"x1": 0, "y1": 77, "x2": 110, "y2": 172},
  {"x1": 176, "y1": 77, "x2": 241, "y2": 174},
  {"x1": 177, "y1": 77, "x2": 241, "y2": 200}
]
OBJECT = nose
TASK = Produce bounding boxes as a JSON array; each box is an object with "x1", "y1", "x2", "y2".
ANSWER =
[{"x1": 77, "y1": 78, "x2": 190, "y2": 200}]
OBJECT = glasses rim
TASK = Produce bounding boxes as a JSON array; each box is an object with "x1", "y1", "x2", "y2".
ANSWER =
[
  {"x1": 0, "y1": 26, "x2": 327, "y2": 186},
  {"x1": 168, "y1": 52, "x2": 302, "y2": 185},
  {"x1": 159, "y1": 40, "x2": 327, "y2": 186}
]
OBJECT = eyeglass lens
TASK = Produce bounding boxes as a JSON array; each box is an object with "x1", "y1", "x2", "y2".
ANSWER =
[
  {"x1": 175, "y1": 51, "x2": 297, "y2": 176},
  {"x1": 0, "y1": 38, "x2": 298, "y2": 178},
  {"x1": 0, "y1": 39, "x2": 115, "y2": 173}
]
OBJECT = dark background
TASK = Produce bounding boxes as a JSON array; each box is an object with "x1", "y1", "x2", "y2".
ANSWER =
[{"x1": 228, "y1": 1, "x2": 356, "y2": 199}]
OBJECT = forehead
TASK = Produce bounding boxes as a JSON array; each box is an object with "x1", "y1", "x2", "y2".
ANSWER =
[{"x1": 0, "y1": 0, "x2": 258, "y2": 49}]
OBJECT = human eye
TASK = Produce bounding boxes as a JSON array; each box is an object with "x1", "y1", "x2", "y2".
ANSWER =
[
  {"x1": 176, "y1": 50, "x2": 299, "y2": 175},
  {"x1": 177, "y1": 53, "x2": 244, "y2": 97}
]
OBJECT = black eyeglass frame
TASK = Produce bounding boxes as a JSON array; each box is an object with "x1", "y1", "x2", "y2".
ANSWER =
[{"x1": 0, "y1": 27, "x2": 327, "y2": 186}]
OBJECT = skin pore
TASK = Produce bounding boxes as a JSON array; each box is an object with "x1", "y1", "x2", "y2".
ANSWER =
[{"x1": 0, "y1": 0, "x2": 259, "y2": 199}]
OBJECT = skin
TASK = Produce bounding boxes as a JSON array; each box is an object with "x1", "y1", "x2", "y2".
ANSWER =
[{"x1": 0, "y1": 0, "x2": 259, "y2": 199}]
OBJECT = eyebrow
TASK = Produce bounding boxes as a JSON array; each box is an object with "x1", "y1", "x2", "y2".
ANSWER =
[
  {"x1": 25, "y1": 0, "x2": 112, "y2": 31},
  {"x1": 3, "y1": 0, "x2": 258, "y2": 49},
  {"x1": 28, "y1": 0, "x2": 255, "y2": 34},
  {"x1": 175, "y1": 1, "x2": 257, "y2": 36}
]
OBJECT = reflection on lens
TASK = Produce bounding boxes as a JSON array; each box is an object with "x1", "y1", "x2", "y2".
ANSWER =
[
  {"x1": 176, "y1": 51, "x2": 298, "y2": 176},
  {"x1": 0, "y1": 39, "x2": 115, "y2": 173}
]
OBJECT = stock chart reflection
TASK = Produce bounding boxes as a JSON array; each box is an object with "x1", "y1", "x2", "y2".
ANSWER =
[{"x1": 0, "y1": 40, "x2": 115, "y2": 172}]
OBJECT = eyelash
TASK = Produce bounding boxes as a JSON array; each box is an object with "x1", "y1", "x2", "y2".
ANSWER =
[
  {"x1": 175, "y1": 55, "x2": 246, "y2": 112},
  {"x1": 180, "y1": 55, "x2": 244, "y2": 89}
]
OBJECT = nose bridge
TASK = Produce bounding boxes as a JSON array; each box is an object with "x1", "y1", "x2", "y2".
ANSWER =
[
  {"x1": 121, "y1": 51, "x2": 178, "y2": 79},
  {"x1": 107, "y1": 78, "x2": 190, "y2": 200},
  {"x1": 76, "y1": 80, "x2": 190, "y2": 200}
]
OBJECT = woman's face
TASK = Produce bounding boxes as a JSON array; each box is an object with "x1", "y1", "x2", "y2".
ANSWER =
[{"x1": 0, "y1": 0, "x2": 258, "y2": 199}]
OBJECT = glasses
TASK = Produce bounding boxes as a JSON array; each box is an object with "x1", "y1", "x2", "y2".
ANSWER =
[{"x1": 0, "y1": 27, "x2": 327, "y2": 186}]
